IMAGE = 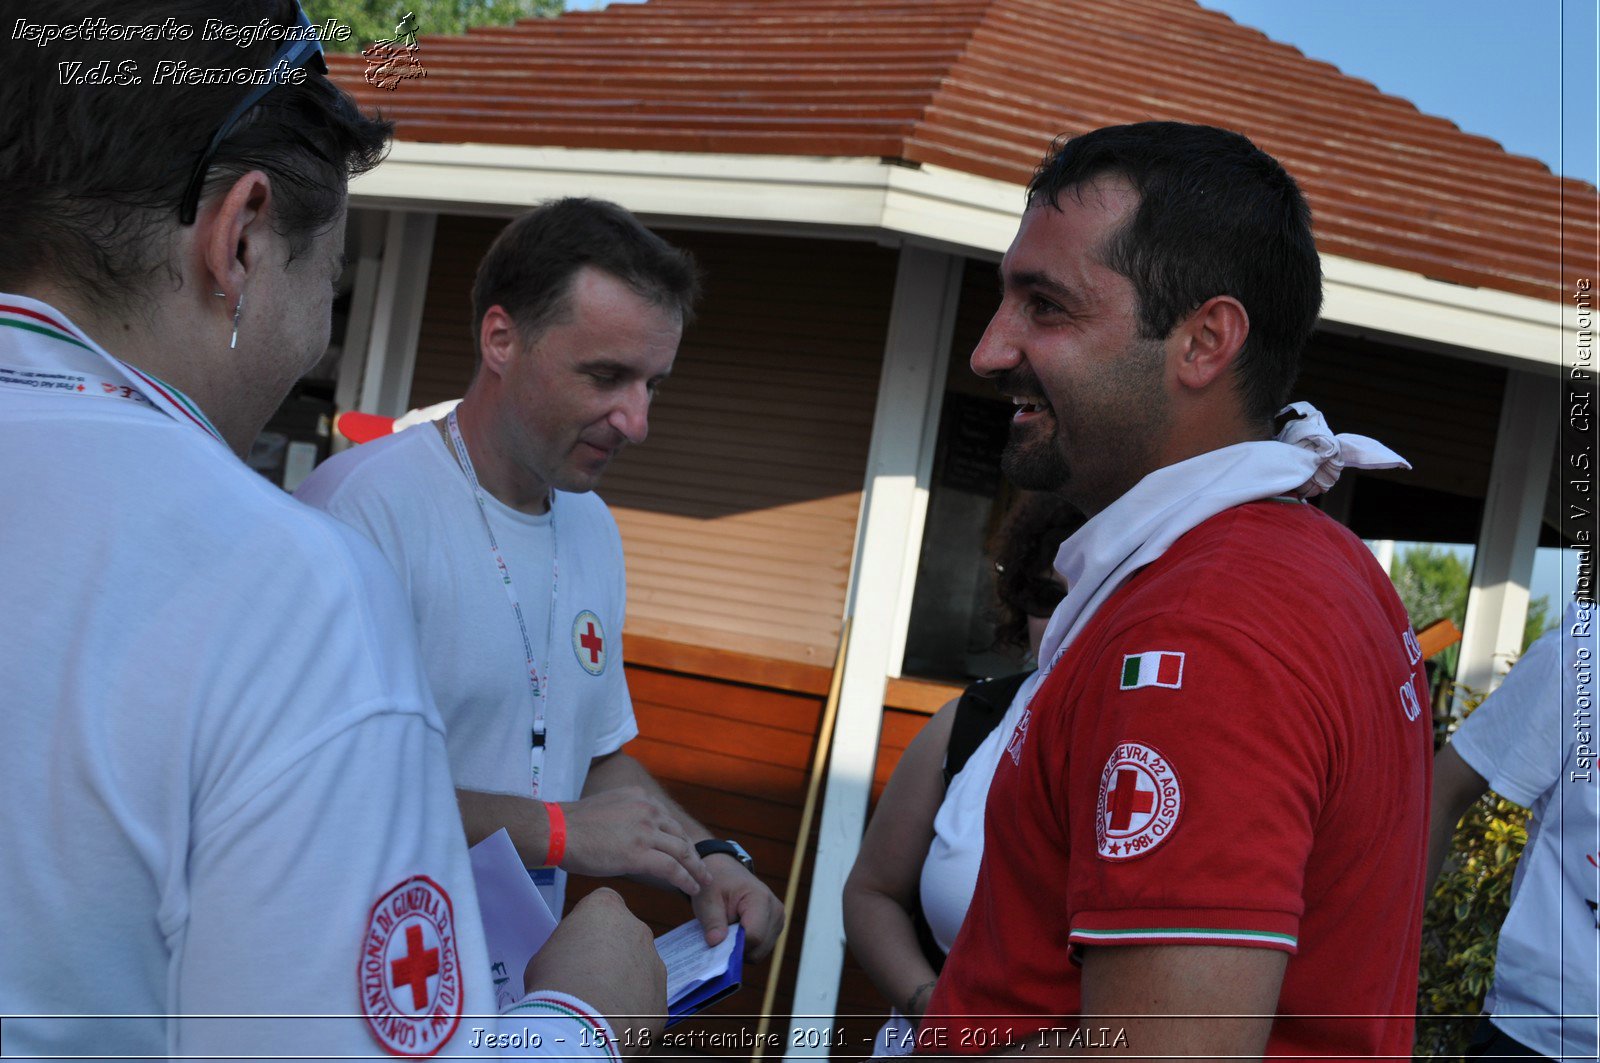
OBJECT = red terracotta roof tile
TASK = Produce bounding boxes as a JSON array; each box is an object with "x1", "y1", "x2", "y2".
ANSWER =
[{"x1": 331, "y1": 0, "x2": 1597, "y2": 303}]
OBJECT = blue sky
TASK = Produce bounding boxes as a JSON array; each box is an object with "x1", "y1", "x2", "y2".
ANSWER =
[{"x1": 1204, "y1": 0, "x2": 1598, "y2": 185}]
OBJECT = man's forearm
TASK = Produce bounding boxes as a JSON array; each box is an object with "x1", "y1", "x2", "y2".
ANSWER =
[
  {"x1": 457, "y1": 787, "x2": 555, "y2": 864},
  {"x1": 923, "y1": 945, "x2": 1283, "y2": 1061}
]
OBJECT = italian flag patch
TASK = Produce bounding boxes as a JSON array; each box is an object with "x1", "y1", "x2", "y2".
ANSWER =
[{"x1": 1120, "y1": 651, "x2": 1185, "y2": 690}]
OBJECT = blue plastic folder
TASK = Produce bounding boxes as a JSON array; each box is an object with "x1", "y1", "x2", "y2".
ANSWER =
[{"x1": 657, "y1": 922, "x2": 745, "y2": 1026}]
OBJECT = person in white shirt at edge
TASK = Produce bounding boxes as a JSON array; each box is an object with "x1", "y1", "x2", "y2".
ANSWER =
[
  {"x1": 0, "y1": 1, "x2": 663, "y2": 1057},
  {"x1": 296, "y1": 197, "x2": 786, "y2": 956},
  {"x1": 1428, "y1": 599, "x2": 1599, "y2": 1061}
]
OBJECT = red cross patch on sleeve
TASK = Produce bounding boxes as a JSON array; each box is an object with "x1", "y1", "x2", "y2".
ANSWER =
[
  {"x1": 360, "y1": 876, "x2": 463, "y2": 1056},
  {"x1": 1096, "y1": 742, "x2": 1182, "y2": 860}
]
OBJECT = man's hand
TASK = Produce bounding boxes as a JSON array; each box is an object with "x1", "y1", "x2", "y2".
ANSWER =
[
  {"x1": 582, "y1": 750, "x2": 785, "y2": 958},
  {"x1": 560, "y1": 787, "x2": 714, "y2": 897},
  {"x1": 524, "y1": 888, "x2": 666, "y2": 1054},
  {"x1": 691, "y1": 854, "x2": 785, "y2": 961}
]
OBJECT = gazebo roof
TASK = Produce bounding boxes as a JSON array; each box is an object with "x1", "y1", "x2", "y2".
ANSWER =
[{"x1": 331, "y1": 0, "x2": 1597, "y2": 303}]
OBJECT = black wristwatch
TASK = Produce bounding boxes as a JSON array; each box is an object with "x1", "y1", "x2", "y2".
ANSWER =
[{"x1": 695, "y1": 838, "x2": 754, "y2": 873}]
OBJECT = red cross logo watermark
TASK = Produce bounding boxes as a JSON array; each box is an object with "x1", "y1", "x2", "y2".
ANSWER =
[
  {"x1": 360, "y1": 876, "x2": 462, "y2": 1056},
  {"x1": 571, "y1": 610, "x2": 607, "y2": 675},
  {"x1": 1095, "y1": 742, "x2": 1181, "y2": 861}
]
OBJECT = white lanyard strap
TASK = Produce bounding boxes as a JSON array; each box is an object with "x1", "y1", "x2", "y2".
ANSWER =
[
  {"x1": 0, "y1": 302, "x2": 226, "y2": 445},
  {"x1": 0, "y1": 363, "x2": 157, "y2": 406},
  {"x1": 445, "y1": 408, "x2": 559, "y2": 798}
]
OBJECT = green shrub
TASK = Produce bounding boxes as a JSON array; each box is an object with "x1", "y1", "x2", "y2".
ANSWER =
[{"x1": 1415, "y1": 688, "x2": 1530, "y2": 1059}]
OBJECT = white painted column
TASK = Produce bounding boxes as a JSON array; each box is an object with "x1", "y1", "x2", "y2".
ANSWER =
[
  {"x1": 1368, "y1": 539, "x2": 1396, "y2": 576},
  {"x1": 330, "y1": 209, "x2": 391, "y2": 454},
  {"x1": 356, "y1": 211, "x2": 437, "y2": 418},
  {"x1": 786, "y1": 246, "x2": 963, "y2": 1052},
  {"x1": 1457, "y1": 368, "x2": 1559, "y2": 699}
]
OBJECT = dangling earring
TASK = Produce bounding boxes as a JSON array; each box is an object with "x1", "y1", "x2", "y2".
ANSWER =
[{"x1": 212, "y1": 290, "x2": 242, "y2": 349}]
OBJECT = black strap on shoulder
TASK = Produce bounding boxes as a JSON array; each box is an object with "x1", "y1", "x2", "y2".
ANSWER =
[{"x1": 941, "y1": 670, "x2": 1031, "y2": 789}]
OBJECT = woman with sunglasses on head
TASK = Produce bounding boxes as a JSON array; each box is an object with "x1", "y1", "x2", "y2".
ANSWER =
[
  {"x1": 844, "y1": 493, "x2": 1084, "y2": 1054},
  {"x1": 0, "y1": 3, "x2": 662, "y2": 1056}
]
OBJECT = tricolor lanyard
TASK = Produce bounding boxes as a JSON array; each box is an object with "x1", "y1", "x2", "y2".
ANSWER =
[
  {"x1": 0, "y1": 302, "x2": 227, "y2": 446},
  {"x1": 444, "y1": 409, "x2": 559, "y2": 798}
]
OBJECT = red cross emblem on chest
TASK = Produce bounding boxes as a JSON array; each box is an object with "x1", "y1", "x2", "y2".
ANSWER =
[
  {"x1": 572, "y1": 610, "x2": 607, "y2": 675},
  {"x1": 580, "y1": 622, "x2": 603, "y2": 663}
]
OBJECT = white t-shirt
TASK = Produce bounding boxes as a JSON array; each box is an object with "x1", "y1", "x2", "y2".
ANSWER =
[
  {"x1": 920, "y1": 670, "x2": 1044, "y2": 954},
  {"x1": 296, "y1": 423, "x2": 638, "y2": 909},
  {"x1": 874, "y1": 672, "x2": 1042, "y2": 1058},
  {"x1": 1453, "y1": 600, "x2": 1599, "y2": 1059},
  {"x1": 0, "y1": 295, "x2": 614, "y2": 1059}
]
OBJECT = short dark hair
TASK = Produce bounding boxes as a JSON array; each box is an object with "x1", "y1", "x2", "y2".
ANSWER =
[
  {"x1": 0, "y1": 0, "x2": 390, "y2": 309},
  {"x1": 1027, "y1": 122, "x2": 1322, "y2": 425},
  {"x1": 990, "y1": 492, "x2": 1086, "y2": 650},
  {"x1": 471, "y1": 198, "x2": 701, "y2": 356}
]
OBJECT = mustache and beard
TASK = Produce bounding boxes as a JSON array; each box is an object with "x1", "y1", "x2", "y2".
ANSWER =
[
  {"x1": 994, "y1": 365, "x2": 1070, "y2": 492},
  {"x1": 989, "y1": 338, "x2": 1170, "y2": 509}
]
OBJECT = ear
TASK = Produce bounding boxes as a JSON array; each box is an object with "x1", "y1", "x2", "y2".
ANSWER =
[
  {"x1": 202, "y1": 171, "x2": 273, "y2": 305},
  {"x1": 478, "y1": 305, "x2": 522, "y2": 380},
  {"x1": 1170, "y1": 295, "x2": 1249, "y2": 392}
]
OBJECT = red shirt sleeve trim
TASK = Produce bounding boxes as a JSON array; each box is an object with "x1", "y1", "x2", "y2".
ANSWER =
[{"x1": 1071, "y1": 907, "x2": 1300, "y2": 954}]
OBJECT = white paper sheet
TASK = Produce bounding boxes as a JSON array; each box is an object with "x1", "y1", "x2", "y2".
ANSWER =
[
  {"x1": 653, "y1": 918, "x2": 738, "y2": 1003},
  {"x1": 468, "y1": 829, "x2": 559, "y2": 1011}
]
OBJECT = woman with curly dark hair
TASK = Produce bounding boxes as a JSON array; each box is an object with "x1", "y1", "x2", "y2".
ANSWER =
[{"x1": 844, "y1": 492, "x2": 1084, "y2": 1053}]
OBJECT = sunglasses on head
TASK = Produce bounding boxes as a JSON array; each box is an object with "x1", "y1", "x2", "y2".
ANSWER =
[{"x1": 177, "y1": 1, "x2": 328, "y2": 225}]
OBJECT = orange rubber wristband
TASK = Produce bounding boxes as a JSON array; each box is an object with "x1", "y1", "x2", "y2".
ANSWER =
[{"x1": 544, "y1": 802, "x2": 567, "y2": 867}]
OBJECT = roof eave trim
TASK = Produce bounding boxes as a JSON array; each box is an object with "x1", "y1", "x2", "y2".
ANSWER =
[{"x1": 350, "y1": 140, "x2": 1577, "y2": 370}]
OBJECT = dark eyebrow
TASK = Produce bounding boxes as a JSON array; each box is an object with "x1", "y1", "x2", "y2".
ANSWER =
[{"x1": 1008, "y1": 269, "x2": 1087, "y2": 313}]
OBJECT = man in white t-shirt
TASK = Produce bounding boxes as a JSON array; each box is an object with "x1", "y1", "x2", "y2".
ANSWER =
[
  {"x1": 1430, "y1": 599, "x2": 1600, "y2": 1059},
  {"x1": 297, "y1": 198, "x2": 785, "y2": 954},
  {"x1": 0, "y1": 5, "x2": 661, "y2": 1055}
]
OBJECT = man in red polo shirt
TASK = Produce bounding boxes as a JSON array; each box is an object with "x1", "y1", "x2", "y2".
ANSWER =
[{"x1": 918, "y1": 122, "x2": 1428, "y2": 1059}]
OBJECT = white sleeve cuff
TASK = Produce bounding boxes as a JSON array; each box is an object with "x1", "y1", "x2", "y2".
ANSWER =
[{"x1": 500, "y1": 990, "x2": 622, "y2": 1061}]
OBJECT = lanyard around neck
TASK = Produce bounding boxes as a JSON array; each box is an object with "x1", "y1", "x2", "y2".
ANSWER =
[
  {"x1": 0, "y1": 302, "x2": 226, "y2": 446},
  {"x1": 444, "y1": 408, "x2": 560, "y2": 798}
]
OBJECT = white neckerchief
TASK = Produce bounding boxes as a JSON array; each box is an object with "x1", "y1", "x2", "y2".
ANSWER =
[
  {"x1": 1035, "y1": 402, "x2": 1409, "y2": 678},
  {"x1": 0, "y1": 293, "x2": 227, "y2": 446}
]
